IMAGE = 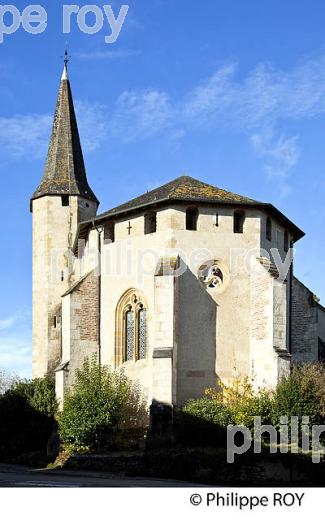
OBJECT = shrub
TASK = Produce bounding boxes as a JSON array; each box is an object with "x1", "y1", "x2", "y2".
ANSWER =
[
  {"x1": 272, "y1": 364, "x2": 325, "y2": 430},
  {"x1": 58, "y1": 357, "x2": 148, "y2": 453},
  {"x1": 206, "y1": 377, "x2": 273, "y2": 430},
  {"x1": 0, "y1": 376, "x2": 57, "y2": 458},
  {"x1": 175, "y1": 398, "x2": 233, "y2": 447},
  {"x1": 10, "y1": 376, "x2": 57, "y2": 416}
]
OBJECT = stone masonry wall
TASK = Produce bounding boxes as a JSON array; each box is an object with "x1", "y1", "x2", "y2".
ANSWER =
[
  {"x1": 291, "y1": 277, "x2": 319, "y2": 362},
  {"x1": 60, "y1": 271, "x2": 99, "y2": 398}
]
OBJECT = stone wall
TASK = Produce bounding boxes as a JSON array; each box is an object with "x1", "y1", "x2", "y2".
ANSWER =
[
  {"x1": 291, "y1": 277, "x2": 322, "y2": 362},
  {"x1": 56, "y1": 271, "x2": 99, "y2": 404},
  {"x1": 32, "y1": 195, "x2": 97, "y2": 378},
  {"x1": 60, "y1": 203, "x2": 296, "y2": 406}
]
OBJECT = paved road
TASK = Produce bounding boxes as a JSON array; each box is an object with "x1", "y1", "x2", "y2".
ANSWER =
[{"x1": 0, "y1": 464, "x2": 193, "y2": 487}]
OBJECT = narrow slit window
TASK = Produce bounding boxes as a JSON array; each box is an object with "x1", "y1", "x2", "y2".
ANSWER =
[
  {"x1": 104, "y1": 223, "x2": 115, "y2": 244},
  {"x1": 266, "y1": 217, "x2": 272, "y2": 241},
  {"x1": 318, "y1": 338, "x2": 325, "y2": 363},
  {"x1": 215, "y1": 213, "x2": 219, "y2": 227},
  {"x1": 144, "y1": 212, "x2": 157, "y2": 234},
  {"x1": 61, "y1": 195, "x2": 69, "y2": 206},
  {"x1": 186, "y1": 207, "x2": 198, "y2": 231},
  {"x1": 284, "y1": 230, "x2": 289, "y2": 252},
  {"x1": 234, "y1": 210, "x2": 245, "y2": 234}
]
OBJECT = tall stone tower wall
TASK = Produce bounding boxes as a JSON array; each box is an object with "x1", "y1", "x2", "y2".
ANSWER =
[{"x1": 32, "y1": 195, "x2": 97, "y2": 378}]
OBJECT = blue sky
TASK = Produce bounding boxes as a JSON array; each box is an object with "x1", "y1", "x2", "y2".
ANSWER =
[{"x1": 1, "y1": 0, "x2": 325, "y2": 376}]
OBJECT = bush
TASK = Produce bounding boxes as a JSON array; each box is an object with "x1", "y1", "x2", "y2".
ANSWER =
[
  {"x1": 272, "y1": 364, "x2": 325, "y2": 430},
  {"x1": 183, "y1": 364, "x2": 325, "y2": 449},
  {"x1": 175, "y1": 398, "x2": 233, "y2": 447},
  {"x1": 206, "y1": 377, "x2": 273, "y2": 430},
  {"x1": 0, "y1": 376, "x2": 57, "y2": 458},
  {"x1": 58, "y1": 357, "x2": 148, "y2": 453},
  {"x1": 10, "y1": 376, "x2": 57, "y2": 416}
]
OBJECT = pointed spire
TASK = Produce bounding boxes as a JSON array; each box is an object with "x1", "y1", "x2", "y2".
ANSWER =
[
  {"x1": 61, "y1": 63, "x2": 68, "y2": 81},
  {"x1": 31, "y1": 55, "x2": 99, "y2": 207},
  {"x1": 61, "y1": 48, "x2": 69, "y2": 80}
]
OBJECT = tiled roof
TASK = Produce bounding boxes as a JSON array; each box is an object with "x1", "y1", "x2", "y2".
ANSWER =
[{"x1": 98, "y1": 176, "x2": 259, "y2": 218}]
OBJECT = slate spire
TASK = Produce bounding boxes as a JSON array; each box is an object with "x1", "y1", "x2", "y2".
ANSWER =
[{"x1": 31, "y1": 60, "x2": 99, "y2": 207}]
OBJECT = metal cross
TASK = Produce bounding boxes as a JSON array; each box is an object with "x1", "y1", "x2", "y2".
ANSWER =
[
  {"x1": 62, "y1": 48, "x2": 71, "y2": 67},
  {"x1": 127, "y1": 221, "x2": 132, "y2": 235}
]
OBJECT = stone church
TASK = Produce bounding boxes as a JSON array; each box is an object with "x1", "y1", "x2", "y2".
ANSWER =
[{"x1": 31, "y1": 63, "x2": 325, "y2": 406}]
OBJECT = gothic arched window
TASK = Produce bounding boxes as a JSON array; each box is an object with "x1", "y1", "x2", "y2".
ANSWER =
[
  {"x1": 115, "y1": 289, "x2": 148, "y2": 365},
  {"x1": 186, "y1": 207, "x2": 198, "y2": 230}
]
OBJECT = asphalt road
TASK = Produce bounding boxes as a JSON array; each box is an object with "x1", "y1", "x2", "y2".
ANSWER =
[{"x1": 0, "y1": 463, "x2": 193, "y2": 487}]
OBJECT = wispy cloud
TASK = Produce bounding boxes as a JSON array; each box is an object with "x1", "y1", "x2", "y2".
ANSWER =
[
  {"x1": 182, "y1": 56, "x2": 325, "y2": 129},
  {"x1": 105, "y1": 53, "x2": 325, "y2": 194},
  {"x1": 109, "y1": 89, "x2": 173, "y2": 142},
  {"x1": 250, "y1": 126, "x2": 300, "y2": 196},
  {"x1": 2, "y1": 51, "x2": 325, "y2": 192},
  {"x1": 0, "y1": 100, "x2": 108, "y2": 160},
  {"x1": 76, "y1": 49, "x2": 141, "y2": 61},
  {"x1": 0, "y1": 114, "x2": 52, "y2": 160},
  {"x1": 0, "y1": 316, "x2": 17, "y2": 331},
  {"x1": 75, "y1": 100, "x2": 109, "y2": 152},
  {"x1": 107, "y1": 53, "x2": 325, "y2": 143}
]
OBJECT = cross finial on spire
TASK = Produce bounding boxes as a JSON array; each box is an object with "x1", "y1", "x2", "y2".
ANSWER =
[
  {"x1": 61, "y1": 48, "x2": 70, "y2": 81},
  {"x1": 63, "y1": 48, "x2": 70, "y2": 67}
]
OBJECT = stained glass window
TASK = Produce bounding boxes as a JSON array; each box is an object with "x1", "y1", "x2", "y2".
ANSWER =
[
  {"x1": 125, "y1": 310, "x2": 135, "y2": 361},
  {"x1": 138, "y1": 309, "x2": 147, "y2": 359}
]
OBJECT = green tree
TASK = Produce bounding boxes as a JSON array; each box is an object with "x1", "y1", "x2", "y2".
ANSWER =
[
  {"x1": 10, "y1": 376, "x2": 57, "y2": 416},
  {"x1": 272, "y1": 364, "x2": 325, "y2": 429},
  {"x1": 0, "y1": 376, "x2": 57, "y2": 458},
  {"x1": 58, "y1": 356, "x2": 147, "y2": 453}
]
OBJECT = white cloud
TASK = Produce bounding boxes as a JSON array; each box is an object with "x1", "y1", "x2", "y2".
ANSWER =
[
  {"x1": 0, "y1": 316, "x2": 17, "y2": 331},
  {"x1": 181, "y1": 56, "x2": 325, "y2": 129},
  {"x1": 3, "y1": 51, "x2": 325, "y2": 191},
  {"x1": 106, "y1": 53, "x2": 325, "y2": 152},
  {"x1": 109, "y1": 89, "x2": 173, "y2": 142},
  {"x1": 251, "y1": 126, "x2": 300, "y2": 196},
  {"x1": 0, "y1": 114, "x2": 52, "y2": 159},
  {"x1": 76, "y1": 49, "x2": 140, "y2": 60},
  {"x1": 75, "y1": 100, "x2": 109, "y2": 152},
  {"x1": 183, "y1": 63, "x2": 236, "y2": 122},
  {"x1": 0, "y1": 100, "x2": 108, "y2": 160}
]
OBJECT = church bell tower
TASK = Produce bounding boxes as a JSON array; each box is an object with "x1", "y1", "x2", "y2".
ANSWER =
[{"x1": 31, "y1": 55, "x2": 99, "y2": 378}]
